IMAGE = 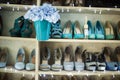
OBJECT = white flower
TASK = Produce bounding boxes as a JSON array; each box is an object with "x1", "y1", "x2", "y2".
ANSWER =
[{"x1": 24, "y1": 3, "x2": 60, "y2": 23}]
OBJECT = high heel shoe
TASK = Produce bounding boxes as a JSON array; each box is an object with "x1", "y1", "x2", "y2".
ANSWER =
[
  {"x1": 103, "y1": 47, "x2": 118, "y2": 71},
  {"x1": 104, "y1": 21, "x2": 115, "y2": 40},
  {"x1": 87, "y1": 20, "x2": 95, "y2": 39},
  {"x1": 0, "y1": 15, "x2": 3, "y2": 35},
  {"x1": 73, "y1": 21, "x2": 84, "y2": 39},
  {"x1": 63, "y1": 45, "x2": 74, "y2": 71},
  {"x1": 9, "y1": 16, "x2": 24, "y2": 37},
  {"x1": 26, "y1": 49, "x2": 35, "y2": 71},
  {"x1": 51, "y1": 48, "x2": 63, "y2": 71},
  {"x1": 40, "y1": 47, "x2": 51, "y2": 71},
  {"x1": 74, "y1": 46, "x2": 84, "y2": 71},
  {"x1": 0, "y1": 48, "x2": 9, "y2": 68},
  {"x1": 21, "y1": 19, "x2": 33, "y2": 38},
  {"x1": 95, "y1": 21, "x2": 104, "y2": 39},
  {"x1": 62, "y1": 20, "x2": 73, "y2": 39},
  {"x1": 14, "y1": 48, "x2": 25, "y2": 70}
]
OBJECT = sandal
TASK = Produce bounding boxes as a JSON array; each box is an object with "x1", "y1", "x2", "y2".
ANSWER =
[
  {"x1": 74, "y1": 46, "x2": 84, "y2": 71},
  {"x1": 26, "y1": 49, "x2": 35, "y2": 71},
  {"x1": 51, "y1": 20, "x2": 62, "y2": 38},
  {"x1": 51, "y1": 48, "x2": 63, "y2": 71},
  {"x1": 9, "y1": 16, "x2": 24, "y2": 37},
  {"x1": 21, "y1": 19, "x2": 33, "y2": 38},
  {"x1": 63, "y1": 45, "x2": 74, "y2": 71},
  {"x1": 103, "y1": 47, "x2": 118, "y2": 71},
  {"x1": 14, "y1": 48, "x2": 25, "y2": 70},
  {"x1": 40, "y1": 47, "x2": 51, "y2": 71},
  {"x1": 0, "y1": 48, "x2": 9, "y2": 68}
]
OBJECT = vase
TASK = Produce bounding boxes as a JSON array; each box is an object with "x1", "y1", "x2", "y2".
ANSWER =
[{"x1": 34, "y1": 20, "x2": 51, "y2": 41}]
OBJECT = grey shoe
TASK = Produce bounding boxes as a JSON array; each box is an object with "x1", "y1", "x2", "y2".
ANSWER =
[
  {"x1": 63, "y1": 45, "x2": 74, "y2": 71},
  {"x1": 14, "y1": 48, "x2": 25, "y2": 70},
  {"x1": 26, "y1": 49, "x2": 35, "y2": 71},
  {"x1": 40, "y1": 47, "x2": 51, "y2": 71},
  {"x1": 51, "y1": 48, "x2": 63, "y2": 71}
]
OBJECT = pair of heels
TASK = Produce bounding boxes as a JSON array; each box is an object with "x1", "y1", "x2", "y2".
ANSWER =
[
  {"x1": 62, "y1": 20, "x2": 84, "y2": 39},
  {"x1": 63, "y1": 45, "x2": 84, "y2": 71},
  {"x1": 9, "y1": 16, "x2": 33, "y2": 38},
  {"x1": 0, "y1": 47, "x2": 9, "y2": 68},
  {"x1": 83, "y1": 50, "x2": 106, "y2": 71},
  {"x1": 15, "y1": 48, "x2": 35, "y2": 71},
  {"x1": 40, "y1": 47, "x2": 62, "y2": 71},
  {"x1": 0, "y1": 15, "x2": 3, "y2": 36}
]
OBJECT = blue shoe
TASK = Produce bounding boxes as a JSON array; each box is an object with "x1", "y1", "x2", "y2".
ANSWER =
[
  {"x1": 21, "y1": 19, "x2": 33, "y2": 38},
  {"x1": 26, "y1": 49, "x2": 35, "y2": 71},
  {"x1": 105, "y1": 21, "x2": 115, "y2": 40},
  {"x1": 62, "y1": 20, "x2": 73, "y2": 39},
  {"x1": 14, "y1": 48, "x2": 25, "y2": 70},
  {"x1": 73, "y1": 21, "x2": 84, "y2": 39},
  {"x1": 87, "y1": 20, "x2": 95, "y2": 39},
  {"x1": 51, "y1": 20, "x2": 62, "y2": 38},
  {"x1": 103, "y1": 47, "x2": 118, "y2": 71},
  {"x1": 0, "y1": 48, "x2": 9, "y2": 68},
  {"x1": 9, "y1": 16, "x2": 24, "y2": 37},
  {"x1": 95, "y1": 21, "x2": 104, "y2": 39}
]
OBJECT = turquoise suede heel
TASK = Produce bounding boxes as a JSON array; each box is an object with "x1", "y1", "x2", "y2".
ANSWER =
[
  {"x1": 87, "y1": 20, "x2": 95, "y2": 39},
  {"x1": 95, "y1": 21, "x2": 104, "y2": 39},
  {"x1": 62, "y1": 20, "x2": 73, "y2": 39},
  {"x1": 73, "y1": 21, "x2": 84, "y2": 39}
]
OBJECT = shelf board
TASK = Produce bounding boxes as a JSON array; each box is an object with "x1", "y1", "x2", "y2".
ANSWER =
[
  {"x1": 39, "y1": 70, "x2": 120, "y2": 76},
  {"x1": 0, "y1": 3, "x2": 120, "y2": 14},
  {"x1": 0, "y1": 36, "x2": 36, "y2": 41},
  {"x1": 0, "y1": 66, "x2": 35, "y2": 74},
  {"x1": 42, "y1": 39, "x2": 120, "y2": 43}
]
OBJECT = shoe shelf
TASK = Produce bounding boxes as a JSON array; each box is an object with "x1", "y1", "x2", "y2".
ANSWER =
[
  {"x1": 39, "y1": 71, "x2": 120, "y2": 76},
  {"x1": 0, "y1": 66, "x2": 35, "y2": 74},
  {"x1": 45, "y1": 39, "x2": 120, "y2": 43}
]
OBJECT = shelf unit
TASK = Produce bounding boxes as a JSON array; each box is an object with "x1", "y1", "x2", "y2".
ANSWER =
[{"x1": 0, "y1": 1, "x2": 120, "y2": 80}]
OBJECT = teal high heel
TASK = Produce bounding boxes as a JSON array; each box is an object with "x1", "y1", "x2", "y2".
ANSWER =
[
  {"x1": 9, "y1": 16, "x2": 24, "y2": 37},
  {"x1": 87, "y1": 20, "x2": 95, "y2": 39},
  {"x1": 62, "y1": 20, "x2": 73, "y2": 39},
  {"x1": 95, "y1": 21, "x2": 105, "y2": 39},
  {"x1": 73, "y1": 21, "x2": 84, "y2": 39},
  {"x1": 21, "y1": 19, "x2": 33, "y2": 38}
]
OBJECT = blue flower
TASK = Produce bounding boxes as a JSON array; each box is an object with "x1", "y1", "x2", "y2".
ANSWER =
[{"x1": 24, "y1": 3, "x2": 60, "y2": 23}]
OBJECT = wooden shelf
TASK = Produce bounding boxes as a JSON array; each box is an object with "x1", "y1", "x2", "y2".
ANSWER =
[
  {"x1": 0, "y1": 66, "x2": 35, "y2": 74},
  {"x1": 39, "y1": 70, "x2": 120, "y2": 76}
]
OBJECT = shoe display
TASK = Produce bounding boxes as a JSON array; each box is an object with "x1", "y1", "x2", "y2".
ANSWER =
[
  {"x1": 74, "y1": 46, "x2": 84, "y2": 71},
  {"x1": 73, "y1": 21, "x2": 84, "y2": 39},
  {"x1": 51, "y1": 20, "x2": 62, "y2": 38},
  {"x1": 51, "y1": 48, "x2": 63, "y2": 71},
  {"x1": 116, "y1": 21, "x2": 120, "y2": 40},
  {"x1": 104, "y1": 21, "x2": 115, "y2": 40},
  {"x1": 63, "y1": 45, "x2": 74, "y2": 71},
  {"x1": 14, "y1": 48, "x2": 25, "y2": 70},
  {"x1": 87, "y1": 20, "x2": 95, "y2": 39},
  {"x1": 21, "y1": 19, "x2": 33, "y2": 38},
  {"x1": 0, "y1": 48, "x2": 9, "y2": 68},
  {"x1": 0, "y1": 15, "x2": 3, "y2": 36},
  {"x1": 26, "y1": 49, "x2": 35, "y2": 71},
  {"x1": 62, "y1": 20, "x2": 73, "y2": 39},
  {"x1": 95, "y1": 21, "x2": 105, "y2": 39},
  {"x1": 9, "y1": 16, "x2": 24, "y2": 37},
  {"x1": 103, "y1": 47, "x2": 118, "y2": 71},
  {"x1": 40, "y1": 47, "x2": 51, "y2": 71}
]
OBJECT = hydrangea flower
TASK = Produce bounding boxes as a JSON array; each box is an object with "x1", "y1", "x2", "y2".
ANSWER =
[{"x1": 24, "y1": 3, "x2": 60, "y2": 23}]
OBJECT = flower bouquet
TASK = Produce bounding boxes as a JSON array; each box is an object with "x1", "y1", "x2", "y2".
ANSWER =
[{"x1": 24, "y1": 3, "x2": 60, "y2": 40}]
